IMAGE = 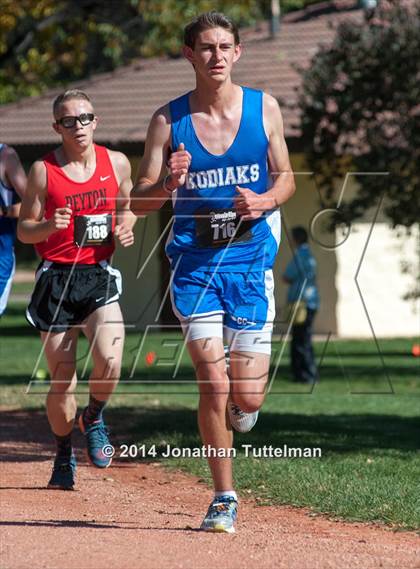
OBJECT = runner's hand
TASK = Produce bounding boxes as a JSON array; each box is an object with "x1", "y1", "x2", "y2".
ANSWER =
[
  {"x1": 115, "y1": 224, "x2": 134, "y2": 247},
  {"x1": 234, "y1": 187, "x2": 264, "y2": 220},
  {"x1": 49, "y1": 207, "x2": 72, "y2": 232},
  {"x1": 166, "y1": 143, "x2": 191, "y2": 190}
]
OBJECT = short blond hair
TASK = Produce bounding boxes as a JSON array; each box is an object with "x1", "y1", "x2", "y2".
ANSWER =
[{"x1": 53, "y1": 89, "x2": 93, "y2": 118}]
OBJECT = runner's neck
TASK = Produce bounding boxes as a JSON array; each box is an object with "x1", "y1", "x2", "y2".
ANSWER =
[
  {"x1": 55, "y1": 144, "x2": 97, "y2": 183},
  {"x1": 191, "y1": 80, "x2": 241, "y2": 117},
  {"x1": 56, "y1": 143, "x2": 96, "y2": 169}
]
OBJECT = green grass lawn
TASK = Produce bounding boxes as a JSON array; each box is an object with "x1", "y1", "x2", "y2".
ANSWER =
[
  {"x1": 1, "y1": 302, "x2": 419, "y2": 529},
  {"x1": 9, "y1": 280, "x2": 33, "y2": 296}
]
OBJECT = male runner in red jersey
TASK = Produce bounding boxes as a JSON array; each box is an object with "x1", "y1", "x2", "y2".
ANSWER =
[{"x1": 18, "y1": 89, "x2": 136, "y2": 489}]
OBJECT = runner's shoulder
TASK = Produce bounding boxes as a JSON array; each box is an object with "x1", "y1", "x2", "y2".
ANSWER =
[
  {"x1": 147, "y1": 104, "x2": 171, "y2": 144},
  {"x1": 107, "y1": 149, "x2": 131, "y2": 178},
  {"x1": 1, "y1": 144, "x2": 18, "y2": 162},
  {"x1": 154, "y1": 102, "x2": 170, "y2": 119},
  {"x1": 262, "y1": 92, "x2": 284, "y2": 136},
  {"x1": 151, "y1": 104, "x2": 171, "y2": 130},
  {"x1": 29, "y1": 160, "x2": 47, "y2": 187},
  {"x1": 263, "y1": 92, "x2": 281, "y2": 113}
]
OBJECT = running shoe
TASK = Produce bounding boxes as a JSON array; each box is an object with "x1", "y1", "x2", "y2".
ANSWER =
[
  {"x1": 200, "y1": 495, "x2": 238, "y2": 533},
  {"x1": 79, "y1": 409, "x2": 113, "y2": 468},
  {"x1": 47, "y1": 453, "x2": 76, "y2": 490},
  {"x1": 228, "y1": 399, "x2": 259, "y2": 433}
]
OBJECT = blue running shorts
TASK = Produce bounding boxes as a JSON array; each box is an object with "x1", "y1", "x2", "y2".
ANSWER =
[{"x1": 171, "y1": 266, "x2": 275, "y2": 355}]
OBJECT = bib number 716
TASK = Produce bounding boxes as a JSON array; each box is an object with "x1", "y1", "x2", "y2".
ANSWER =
[
  {"x1": 195, "y1": 207, "x2": 252, "y2": 248},
  {"x1": 211, "y1": 221, "x2": 236, "y2": 241}
]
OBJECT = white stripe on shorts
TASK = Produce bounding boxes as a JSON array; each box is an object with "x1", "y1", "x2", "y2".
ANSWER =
[{"x1": 0, "y1": 252, "x2": 15, "y2": 316}]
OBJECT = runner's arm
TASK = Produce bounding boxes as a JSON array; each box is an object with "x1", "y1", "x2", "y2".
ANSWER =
[
  {"x1": 235, "y1": 94, "x2": 296, "y2": 220},
  {"x1": 130, "y1": 105, "x2": 191, "y2": 215},
  {"x1": 109, "y1": 150, "x2": 136, "y2": 247},
  {"x1": 4, "y1": 146, "x2": 27, "y2": 199},
  {"x1": 0, "y1": 146, "x2": 27, "y2": 218},
  {"x1": 17, "y1": 161, "x2": 71, "y2": 244},
  {"x1": 265, "y1": 94, "x2": 296, "y2": 207}
]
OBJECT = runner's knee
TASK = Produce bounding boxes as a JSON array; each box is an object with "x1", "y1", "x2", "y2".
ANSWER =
[
  {"x1": 48, "y1": 374, "x2": 77, "y2": 394},
  {"x1": 91, "y1": 353, "x2": 122, "y2": 380},
  {"x1": 199, "y1": 390, "x2": 230, "y2": 415},
  {"x1": 231, "y1": 392, "x2": 264, "y2": 413},
  {"x1": 197, "y1": 368, "x2": 230, "y2": 411}
]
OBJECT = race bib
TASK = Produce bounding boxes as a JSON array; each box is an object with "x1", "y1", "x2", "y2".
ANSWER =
[
  {"x1": 74, "y1": 214, "x2": 112, "y2": 247},
  {"x1": 195, "y1": 208, "x2": 252, "y2": 248}
]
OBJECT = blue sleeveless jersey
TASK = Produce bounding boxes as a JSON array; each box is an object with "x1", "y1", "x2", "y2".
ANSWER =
[
  {"x1": 0, "y1": 144, "x2": 18, "y2": 239},
  {"x1": 166, "y1": 87, "x2": 281, "y2": 272}
]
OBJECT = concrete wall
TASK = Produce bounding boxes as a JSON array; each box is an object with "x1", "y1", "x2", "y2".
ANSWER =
[{"x1": 336, "y1": 222, "x2": 419, "y2": 338}]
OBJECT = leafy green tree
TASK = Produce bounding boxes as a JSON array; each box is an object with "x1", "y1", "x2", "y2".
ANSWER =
[
  {"x1": 0, "y1": 0, "x2": 146, "y2": 103},
  {"x1": 138, "y1": 0, "x2": 262, "y2": 56},
  {"x1": 297, "y1": 1, "x2": 420, "y2": 229},
  {"x1": 0, "y1": 0, "x2": 262, "y2": 103},
  {"x1": 0, "y1": 0, "x2": 333, "y2": 104}
]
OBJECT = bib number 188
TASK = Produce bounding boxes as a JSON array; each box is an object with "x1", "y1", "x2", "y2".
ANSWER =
[
  {"x1": 86, "y1": 224, "x2": 109, "y2": 241},
  {"x1": 74, "y1": 213, "x2": 113, "y2": 247}
]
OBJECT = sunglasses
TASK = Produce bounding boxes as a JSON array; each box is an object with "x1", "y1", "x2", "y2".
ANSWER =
[{"x1": 56, "y1": 113, "x2": 95, "y2": 128}]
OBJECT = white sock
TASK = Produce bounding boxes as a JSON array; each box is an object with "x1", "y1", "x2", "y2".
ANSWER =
[{"x1": 215, "y1": 490, "x2": 238, "y2": 501}]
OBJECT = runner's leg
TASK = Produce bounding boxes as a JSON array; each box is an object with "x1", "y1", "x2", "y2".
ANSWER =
[
  {"x1": 187, "y1": 336, "x2": 233, "y2": 492},
  {"x1": 229, "y1": 350, "x2": 270, "y2": 412},
  {"x1": 83, "y1": 301, "x2": 125, "y2": 402},
  {"x1": 43, "y1": 328, "x2": 79, "y2": 436},
  {"x1": 78, "y1": 302, "x2": 124, "y2": 468}
]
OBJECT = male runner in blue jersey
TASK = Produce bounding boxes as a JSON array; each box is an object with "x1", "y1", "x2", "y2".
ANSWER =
[
  {"x1": 0, "y1": 144, "x2": 27, "y2": 316},
  {"x1": 131, "y1": 12, "x2": 295, "y2": 533}
]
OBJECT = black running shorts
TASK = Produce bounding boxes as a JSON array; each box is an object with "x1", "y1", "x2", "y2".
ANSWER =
[{"x1": 26, "y1": 260, "x2": 122, "y2": 332}]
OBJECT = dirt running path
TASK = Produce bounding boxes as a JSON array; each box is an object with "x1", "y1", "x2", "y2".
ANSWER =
[{"x1": 1, "y1": 410, "x2": 419, "y2": 569}]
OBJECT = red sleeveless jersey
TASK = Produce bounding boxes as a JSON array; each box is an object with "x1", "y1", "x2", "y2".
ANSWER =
[{"x1": 36, "y1": 144, "x2": 119, "y2": 264}]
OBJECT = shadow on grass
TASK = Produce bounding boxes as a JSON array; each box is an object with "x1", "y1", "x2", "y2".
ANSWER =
[
  {"x1": 0, "y1": 367, "x2": 197, "y2": 386},
  {"x1": 2, "y1": 359, "x2": 418, "y2": 387},
  {"x1": 106, "y1": 406, "x2": 420, "y2": 454},
  {"x1": 0, "y1": 326, "x2": 39, "y2": 337},
  {"x1": 0, "y1": 406, "x2": 418, "y2": 466}
]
